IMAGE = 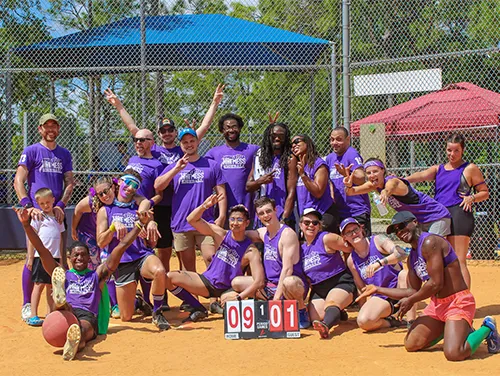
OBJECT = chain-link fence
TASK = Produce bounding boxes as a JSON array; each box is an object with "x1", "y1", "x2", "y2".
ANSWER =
[{"x1": 1, "y1": 0, "x2": 499, "y2": 259}]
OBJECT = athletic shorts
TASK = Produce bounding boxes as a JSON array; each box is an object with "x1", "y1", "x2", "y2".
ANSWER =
[
  {"x1": 199, "y1": 273, "x2": 230, "y2": 298},
  {"x1": 420, "y1": 217, "x2": 451, "y2": 237},
  {"x1": 322, "y1": 204, "x2": 340, "y2": 235},
  {"x1": 173, "y1": 231, "x2": 214, "y2": 252},
  {"x1": 32, "y1": 257, "x2": 60, "y2": 284},
  {"x1": 423, "y1": 289, "x2": 475, "y2": 326},
  {"x1": 114, "y1": 254, "x2": 153, "y2": 287},
  {"x1": 310, "y1": 269, "x2": 357, "y2": 300},
  {"x1": 154, "y1": 205, "x2": 173, "y2": 249},
  {"x1": 259, "y1": 277, "x2": 307, "y2": 300},
  {"x1": 353, "y1": 212, "x2": 372, "y2": 237},
  {"x1": 73, "y1": 308, "x2": 98, "y2": 340},
  {"x1": 448, "y1": 205, "x2": 474, "y2": 237}
]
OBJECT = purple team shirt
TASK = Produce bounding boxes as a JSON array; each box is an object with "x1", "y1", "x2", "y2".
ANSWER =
[
  {"x1": 160, "y1": 157, "x2": 226, "y2": 233},
  {"x1": 151, "y1": 144, "x2": 183, "y2": 206},
  {"x1": 205, "y1": 143, "x2": 259, "y2": 213},
  {"x1": 77, "y1": 196, "x2": 96, "y2": 238},
  {"x1": 435, "y1": 162, "x2": 470, "y2": 207},
  {"x1": 325, "y1": 147, "x2": 370, "y2": 218},
  {"x1": 126, "y1": 156, "x2": 163, "y2": 199},
  {"x1": 296, "y1": 157, "x2": 333, "y2": 215},
  {"x1": 65, "y1": 270, "x2": 101, "y2": 316},
  {"x1": 18, "y1": 143, "x2": 73, "y2": 208},
  {"x1": 262, "y1": 155, "x2": 288, "y2": 220}
]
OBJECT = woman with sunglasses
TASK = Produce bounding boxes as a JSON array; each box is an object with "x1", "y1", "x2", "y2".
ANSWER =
[
  {"x1": 345, "y1": 158, "x2": 451, "y2": 237},
  {"x1": 292, "y1": 134, "x2": 339, "y2": 234},
  {"x1": 405, "y1": 133, "x2": 489, "y2": 288},
  {"x1": 299, "y1": 208, "x2": 355, "y2": 339},
  {"x1": 341, "y1": 218, "x2": 415, "y2": 331}
]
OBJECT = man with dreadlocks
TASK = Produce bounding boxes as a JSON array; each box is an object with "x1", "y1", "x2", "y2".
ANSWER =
[{"x1": 246, "y1": 122, "x2": 298, "y2": 229}]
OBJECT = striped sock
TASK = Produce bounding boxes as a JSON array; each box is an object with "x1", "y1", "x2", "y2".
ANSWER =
[{"x1": 169, "y1": 287, "x2": 206, "y2": 312}]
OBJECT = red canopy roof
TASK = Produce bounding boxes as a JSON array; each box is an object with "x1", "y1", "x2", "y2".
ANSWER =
[{"x1": 350, "y1": 82, "x2": 500, "y2": 137}]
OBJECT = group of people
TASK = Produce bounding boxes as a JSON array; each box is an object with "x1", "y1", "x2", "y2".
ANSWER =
[{"x1": 12, "y1": 84, "x2": 499, "y2": 361}]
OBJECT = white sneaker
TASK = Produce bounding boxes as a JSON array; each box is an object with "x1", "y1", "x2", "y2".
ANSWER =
[{"x1": 21, "y1": 303, "x2": 31, "y2": 321}]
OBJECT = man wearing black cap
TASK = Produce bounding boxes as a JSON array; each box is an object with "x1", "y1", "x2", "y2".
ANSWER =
[{"x1": 358, "y1": 211, "x2": 499, "y2": 360}]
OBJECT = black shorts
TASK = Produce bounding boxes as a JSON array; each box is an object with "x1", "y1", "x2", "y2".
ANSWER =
[
  {"x1": 310, "y1": 269, "x2": 357, "y2": 300},
  {"x1": 448, "y1": 204, "x2": 474, "y2": 237},
  {"x1": 199, "y1": 273, "x2": 229, "y2": 298},
  {"x1": 154, "y1": 205, "x2": 173, "y2": 248},
  {"x1": 322, "y1": 204, "x2": 340, "y2": 235},
  {"x1": 73, "y1": 308, "x2": 98, "y2": 340},
  {"x1": 386, "y1": 298, "x2": 399, "y2": 315},
  {"x1": 31, "y1": 257, "x2": 60, "y2": 284},
  {"x1": 114, "y1": 254, "x2": 153, "y2": 287},
  {"x1": 353, "y1": 212, "x2": 372, "y2": 237}
]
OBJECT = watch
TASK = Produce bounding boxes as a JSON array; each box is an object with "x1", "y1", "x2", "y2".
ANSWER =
[
  {"x1": 236, "y1": 294, "x2": 242, "y2": 301},
  {"x1": 24, "y1": 203, "x2": 33, "y2": 209}
]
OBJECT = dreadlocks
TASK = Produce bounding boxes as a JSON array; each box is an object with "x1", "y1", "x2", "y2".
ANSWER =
[{"x1": 259, "y1": 122, "x2": 292, "y2": 170}]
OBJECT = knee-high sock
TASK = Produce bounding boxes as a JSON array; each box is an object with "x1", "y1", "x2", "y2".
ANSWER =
[
  {"x1": 323, "y1": 306, "x2": 342, "y2": 329},
  {"x1": 139, "y1": 277, "x2": 152, "y2": 305},
  {"x1": 467, "y1": 326, "x2": 491, "y2": 354},
  {"x1": 152, "y1": 294, "x2": 164, "y2": 313},
  {"x1": 22, "y1": 265, "x2": 34, "y2": 305},
  {"x1": 107, "y1": 279, "x2": 117, "y2": 307},
  {"x1": 169, "y1": 287, "x2": 206, "y2": 312}
]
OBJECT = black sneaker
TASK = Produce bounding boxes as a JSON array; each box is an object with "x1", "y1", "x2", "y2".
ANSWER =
[
  {"x1": 152, "y1": 310, "x2": 171, "y2": 331},
  {"x1": 180, "y1": 303, "x2": 194, "y2": 312},
  {"x1": 135, "y1": 290, "x2": 153, "y2": 317},
  {"x1": 209, "y1": 301, "x2": 224, "y2": 314},
  {"x1": 340, "y1": 309, "x2": 348, "y2": 321},
  {"x1": 182, "y1": 309, "x2": 208, "y2": 323},
  {"x1": 385, "y1": 316, "x2": 407, "y2": 328},
  {"x1": 161, "y1": 304, "x2": 171, "y2": 312}
]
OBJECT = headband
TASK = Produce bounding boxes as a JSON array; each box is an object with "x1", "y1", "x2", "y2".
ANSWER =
[
  {"x1": 364, "y1": 160, "x2": 385, "y2": 170},
  {"x1": 121, "y1": 174, "x2": 141, "y2": 188}
]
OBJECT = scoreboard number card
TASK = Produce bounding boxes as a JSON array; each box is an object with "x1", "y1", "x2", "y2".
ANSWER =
[{"x1": 224, "y1": 300, "x2": 300, "y2": 340}]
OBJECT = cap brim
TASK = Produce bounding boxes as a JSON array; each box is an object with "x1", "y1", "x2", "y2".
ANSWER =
[{"x1": 386, "y1": 224, "x2": 397, "y2": 234}]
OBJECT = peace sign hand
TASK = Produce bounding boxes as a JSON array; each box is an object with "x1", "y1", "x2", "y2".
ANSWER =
[
  {"x1": 268, "y1": 111, "x2": 280, "y2": 124},
  {"x1": 212, "y1": 84, "x2": 225, "y2": 106},
  {"x1": 335, "y1": 163, "x2": 353, "y2": 178}
]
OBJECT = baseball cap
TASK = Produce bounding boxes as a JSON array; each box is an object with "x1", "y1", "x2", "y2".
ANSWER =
[
  {"x1": 386, "y1": 211, "x2": 417, "y2": 234},
  {"x1": 340, "y1": 217, "x2": 360, "y2": 233},
  {"x1": 158, "y1": 117, "x2": 175, "y2": 130},
  {"x1": 301, "y1": 208, "x2": 322, "y2": 220},
  {"x1": 178, "y1": 128, "x2": 197, "y2": 141},
  {"x1": 39, "y1": 113, "x2": 59, "y2": 126}
]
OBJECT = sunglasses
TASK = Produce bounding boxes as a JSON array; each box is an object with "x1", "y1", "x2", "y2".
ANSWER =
[
  {"x1": 301, "y1": 219, "x2": 320, "y2": 227},
  {"x1": 159, "y1": 127, "x2": 176, "y2": 134},
  {"x1": 96, "y1": 187, "x2": 112, "y2": 198},
  {"x1": 132, "y1": 137, "x2": 153, "y2": 143},
  {"x1": 229, "y1": 217, "x2": 246, "y2": 223},
  {"x1": 392, "y1": 221, "x2": 411, "y2": 233},
  {"x1": 122, "y1": 178, "x2": 140, "y2": 190},
  {"x1": 292, "y1": 138, "x2": 305, "y2": 145}
]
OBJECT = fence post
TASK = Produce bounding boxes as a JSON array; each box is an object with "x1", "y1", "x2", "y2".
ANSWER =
[{"x1": 342, "y1": 0, "x2": 351, "y2": 132}]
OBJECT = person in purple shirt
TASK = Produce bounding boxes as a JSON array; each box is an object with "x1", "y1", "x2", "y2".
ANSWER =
[
  {"x1": 345, "y1": 158, "x2": 451, "y2": 237},
  {"x1": 105, "y1": 85, "x2": 224, "y2": 301},
  {"x1": 291, "y1": 134, "x2": 339, "y2": 233},
  {"x1": 325, "y1": 127, "x2": 371, "y2": 235},
  {"x1": 341, "y1": 217, "x2": 414, "y2": 332},
  {"x1": 159, "y1": 193, "x2": 265, "y2": 322},
  {"x1": 246, "y1": 122, "x2": 297, "y2": 228},
  {"x1": 358, "y1": 211, "x2": 499, "y2": 360},
  {"x1": 205, "y1": 113, "x2": 259, "y2": 221},
  {"x1": 154, "y1": 127, "x2": 227, "y2": 279},
  {"x1": 14, "y1": 204, "x2": 149, "y2": 361},
  {"x1": 405, "y1": 133, "x2": 489, "y2": 288},
  {"x1": 14, "y1": 113, "x2": 75, "y2": 322}
]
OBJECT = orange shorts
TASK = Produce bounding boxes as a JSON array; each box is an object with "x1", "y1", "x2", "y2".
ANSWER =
[{"x1": 423, "y1": 289, "x2": 476, "y2": 326}]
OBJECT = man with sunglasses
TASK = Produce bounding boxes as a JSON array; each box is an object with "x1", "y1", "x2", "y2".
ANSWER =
[
  {"x1": 357, "y1": 211, "x2": 500, "y2": 360},
  {"x1": 14, "y1": 113, "x2": 75, "y2": 321}
]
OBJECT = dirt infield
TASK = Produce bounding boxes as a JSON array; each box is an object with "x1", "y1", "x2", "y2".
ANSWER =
[{"x1": 1, "y1": 259, "x2": 499, "y2": 376}]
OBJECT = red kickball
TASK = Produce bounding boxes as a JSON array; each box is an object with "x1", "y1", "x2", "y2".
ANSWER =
[{"x1": 42, "y1": 310, "x2": 79, "y2": 348}]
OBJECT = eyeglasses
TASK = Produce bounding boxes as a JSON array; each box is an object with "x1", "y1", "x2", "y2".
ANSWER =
[
  {"x1": 292, "y1": 138, "x2": 305, "y2": 145},
  {"x1": 301, "y1": 219, "x2": 320, "y2": 227},
  {"x1": 392, "y1": 221, "x2": 410, "y2": 233},
  {"x1": 96, "y1": 187, "x2": 112, "y2": 198},
  {"x1": 343, "y1": 227, "x2": 361, "y2": 237},
  {"x1": 132, "y1": 137, "x2": 153, "y2": 143},
  {"x1": 229, "y1": 217, "x2": 246, "y2": 223},
  {"x1": 122, "y1": 178, "x2": 140, "y2": 190},
  {"x1": 159, "y1": 127, "x2": 176, "y2": 134},
  {"x1": 223, "y1": 124, "x2": 239, "y2": 131}
]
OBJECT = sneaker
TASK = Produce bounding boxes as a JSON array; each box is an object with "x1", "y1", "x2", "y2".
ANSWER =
[
  {"x1": 52, "y1": 267, "x2": 67, "y2": 309},
  {"x1": 482, "y1": 316, "x2": 500, "y2": 354},
  {"x1": 340, "y1": 309, "x2": 348, "y2": 322},
  {"x1": 161, "y1": 304, "x2": 171, "y2": 312},
  {"x1": 299, "y1": 308, "x2": 311, "y2": 329},
  {"x1": 384, "y1": 316, "x2": 407, "y2": 328},
  {"x1": 180, "y1": 302, "x2": 193, "y2": 312},
  {"x1": 312, "y1": 320, "x2": 330, "y2": 339},
  {"x1": 152, "y1": 310, "x2": 171, "y2": 331},
  {"x1": 21, "y1": 303, "x2": 31, "y2": 321},
  {"x1": 63, "y1": 324, "x2": 81, "y2": 361},
  {"x1": 26, "y1": 315, "x2": 43, "y2": 326},
  {"x1": 111, "y1": 304, "x2": 121, "y2": 319},
  {"x1": 135, "y1": 290, "x2": 153, "y2": 316},
  {"x1": 210, "y1": 301, "x2": 224, "y2": 315},
  {"x1": 182, "y1": 309, "x2": 208, "y2": 323}
]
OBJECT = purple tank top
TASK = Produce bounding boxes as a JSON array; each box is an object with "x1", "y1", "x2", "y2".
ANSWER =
[
  {"x1": 409, "y1": 232, "x2": 458, "y2": 282},
  {"x1": 265, "y1": 155, "x2": 287, "y2": 220},
  {"x1": 351, "y1": 236, "x2": 400, "y2": 299},
  {"x1": 380, "y1": 176, "x2": 450, "y2": 223},
  {"x1": 65, "y1": 270, "x2": 101, "y2": 316},
  {"x1": 301, "y1": 232, "x2": 346, "y2": 285},
  {"x1": 435, "y1": 162, "x2": 470, "y2": 207},
  {"x1": 77, "y1": 196, "x2": 97, "y2": 238},
  {"x1": 105, "y1": 204, "x2": 153, "y2": 263},
  {"x1": 202, "y1": 231, "x2": 252, "y2": 290},
  {"x1": 263, "y1": 225, "x2": 306, "y2": 285},
  {"x1": 296, "y1": 158, "x2": 334, "y2": 215}
]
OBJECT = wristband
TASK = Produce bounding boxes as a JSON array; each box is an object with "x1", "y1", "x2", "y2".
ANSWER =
[
  {"x1": 56, "y1": 201, "x2": 66, "y2": 210},
  {"x1": 236, "y1": 294, "x2": 242, "y2": 301},
  {"x1": 20, "y1": 197, "x2": 33, "y2": 207},
  {"x1": 148, "y1": 199, "x2": 155, "y2": 208},
  {"x1": 135, "y1": 221, "x2": 144, "y2": 230},
  {"x1": 109, "y1": 222, "x2": 116, "y2": 233},
  {"x1": 376, "y1": 259, "x2": 383, "y2": 267}
]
